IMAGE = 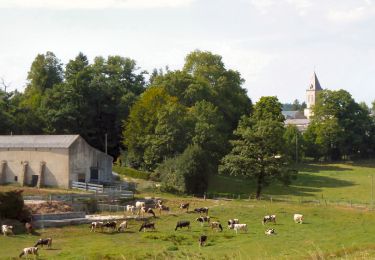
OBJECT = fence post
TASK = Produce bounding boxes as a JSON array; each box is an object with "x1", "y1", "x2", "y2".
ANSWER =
[{"x1": 270, "y1": 197, "x2": 273, "y2": 204}]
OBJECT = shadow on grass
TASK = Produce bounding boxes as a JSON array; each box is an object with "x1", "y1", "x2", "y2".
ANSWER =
[
  {"x1": 209, "y1": 170, "x2": 356, "y2": 197},
  {"x1": 298, "y1": 163, "x2": 353, "y2": 173}
]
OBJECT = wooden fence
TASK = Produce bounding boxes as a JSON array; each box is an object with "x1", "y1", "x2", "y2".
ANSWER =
[{"x1": 72, "y1": 181, "x2": 104, "y2": 193}]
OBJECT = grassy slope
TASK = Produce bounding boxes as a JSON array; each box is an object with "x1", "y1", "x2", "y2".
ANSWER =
[
  {"x1": 0, "y1": 184, "x2": 88, "y2": 196},
  {"x1": 208, "y1": 160, "x2": 375, "y2": 203},
  {"x1": 2, "y1": 198, "x2": 375, "y2": 259}
]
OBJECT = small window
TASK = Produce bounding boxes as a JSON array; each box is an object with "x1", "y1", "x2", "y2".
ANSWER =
[{"x1": 14, "y1": 176, "x2": 18, "y2": 182}]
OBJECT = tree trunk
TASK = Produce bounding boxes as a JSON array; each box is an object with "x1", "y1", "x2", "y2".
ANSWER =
[{"x1": 256, "y1": 174, "x2": 263, "y2": 200}]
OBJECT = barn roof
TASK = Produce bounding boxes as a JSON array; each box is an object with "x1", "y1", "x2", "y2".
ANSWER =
[{"x1": 0, "y1": 135, "x2": 80, "y2": 148}]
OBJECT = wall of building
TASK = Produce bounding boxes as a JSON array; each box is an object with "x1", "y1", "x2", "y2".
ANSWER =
[
  {"x1": 68, "y1": 137, "x2": 113, "y2": 186},
  {"x1": 0, "y1": 148, "x2": 70, "y2": 188}
]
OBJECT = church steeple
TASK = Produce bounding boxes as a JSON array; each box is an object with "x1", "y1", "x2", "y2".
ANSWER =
[
  {"x1": 304, "y1": 72, "x2": 323, "y2": 119},
  {"x1": 308, "y1": 72, "x2": 323, "y2": 91}
]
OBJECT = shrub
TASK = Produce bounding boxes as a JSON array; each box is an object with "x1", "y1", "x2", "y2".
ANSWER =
[
  {"x1": 0, "y1": 189, "x2": 30, "y2": 221},
  {"x1": 113, "y1": 165, "x2": 150, "y2": 180},
  {"x1": 156, "y1": 144, "x2": 212, "y2": 195}
]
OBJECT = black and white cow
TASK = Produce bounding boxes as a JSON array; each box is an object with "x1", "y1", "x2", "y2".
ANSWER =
[
  {"x1": 157, "y1": 204, "x2": 170, "y2": 215},
  {"x1": 210, "y1": 221, "x2": 223, "y2": 232},
  {"x1": 139, "y1": 222, "x2": 155, "y2": 232},
  {"x1": 140, "y1": 206, "x2": 156, "y2": 218},
  {"x1": 34, "y1": 238, "x2": 53, "y2": 248},
  {"x1": 175, "y1": 220, "x2": 191, "y2": 231},
  {"x1": 19, "y1": 247, "x2": 38, "y2": 258},
  {"x1": 196, "y1": 216, "x2": 210, "y2": 226},
  {"x1": 194, "y1": 207, "x2": 209, "y2": 215},
  {"x1": 103, "y1": 221, "x2": 117, "y2": 232},
  {"x1": 227, "y1": 219, "x2": 239, "y2": 229},
  {"x1": 265, "y1": 228, "x2": 276, "y2": 235},
  {"x1": 198, "y1": 235, "x2": 208, "y2": 247},
  {"x1": 179, "y1": 203, "x2": 189, "y2": 212},
  {"x1": 90, "y1": 221, "x2": 104, "y2": 232},
  {"x1": 262, "y1": 215, "x2": 276, "y2": 225}
]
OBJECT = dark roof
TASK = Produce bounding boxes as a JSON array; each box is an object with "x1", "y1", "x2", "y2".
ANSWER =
[
  {"x1": 308, "y1": 72, "x2": 323, "y2": 91},
  {"x1": 0, "y1": 135, "x2": 80, "y2": 148}
]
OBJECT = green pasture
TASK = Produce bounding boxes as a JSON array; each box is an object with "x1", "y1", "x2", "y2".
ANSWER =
[
  {"x1": 209, "y1": 160, "x2": 375, "y2": 204},
  {"x1": 2, "y1": 198, "x2": 375, "y2": 259}
]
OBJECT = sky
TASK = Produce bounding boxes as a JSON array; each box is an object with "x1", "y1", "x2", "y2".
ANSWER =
[{"x1": 0, "y1": 0, "x2": 374, "y2": 104}]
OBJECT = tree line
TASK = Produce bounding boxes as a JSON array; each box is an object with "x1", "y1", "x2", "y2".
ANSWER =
[{"x1": 1, "y1": 50, "x2": 374, "y2": 198}]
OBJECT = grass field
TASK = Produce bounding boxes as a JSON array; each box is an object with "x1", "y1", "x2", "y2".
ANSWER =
[
  {"x1": 2, "y1": 197, "x2": 375, "y2": 259},
  {"x1": 208, "y1": 160, "x2": 375, "y2": 204},
  {"x1": 2, "y1": 160, "x2": 375, "y2": 259}
]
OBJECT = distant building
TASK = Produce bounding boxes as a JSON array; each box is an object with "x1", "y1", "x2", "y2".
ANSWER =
[
  {"x1": 304, "y1": 72, "x2": 323, "y2": 119},
  {"x1": 0, "y1": 135, "x2": 113, "y2": 188},
  {"x1": 283, "y1": 72, "x2": 323, "y2": 131}
]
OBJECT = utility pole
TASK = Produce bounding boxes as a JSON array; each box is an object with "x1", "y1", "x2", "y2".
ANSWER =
[
  {"x1": 295, "y1": 131, "x2": 299, "y2": 164},
  {"x1": 105, "y1": 133, "x2": 108, "y2": 154}
]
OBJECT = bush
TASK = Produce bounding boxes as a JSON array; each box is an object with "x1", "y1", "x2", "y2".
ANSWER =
[
  {"x1": 113, "y1": 165, "x2": 150, "y2": 180},
  {"x1": 0, "y1": 190, "x2": 30, "y2": 221},
  {"x1": 156, "y1": 144, "x2": 212, "y2": 195}
]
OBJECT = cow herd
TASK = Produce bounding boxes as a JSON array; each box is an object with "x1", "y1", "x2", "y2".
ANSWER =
[{"x1": 1, "y1": 199, "x2": 305, "y2": 257}]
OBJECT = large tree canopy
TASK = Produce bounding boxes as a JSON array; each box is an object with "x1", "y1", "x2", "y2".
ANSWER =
[
  {"x1": 220, "y1": 96, "x2": 297, "y2": 199},
  {"x1": 305, "y1": 89, "x2": 374, "y2": 160}
]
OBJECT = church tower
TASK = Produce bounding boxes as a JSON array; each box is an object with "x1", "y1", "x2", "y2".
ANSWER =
[{"x1": 304, "y1": 72, "x2": 323, "y2": 119}]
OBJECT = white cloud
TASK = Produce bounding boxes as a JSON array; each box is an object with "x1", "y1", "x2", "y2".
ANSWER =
[
  {"x1": 285, "y1": 0, "x2": 312, "y2": 16},
  {"x1": 0, "y1": 0, "x2": 196, "y2": 9},
  {"x1": 248, "y1": 0, "x2": 275, "y2": 14},
  {"x1": 327, "y1": 1, "x2": 375, "y2": 23}
]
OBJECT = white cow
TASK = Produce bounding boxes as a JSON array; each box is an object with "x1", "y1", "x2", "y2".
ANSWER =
[
  {"x1": 1, "y1": 225, "x2": 14, "y2": 236},
  {"x1": 19, "y1": 247, "x2": 39, "y2": 258},
  {"x1": 293, "y1": 214, "x2": 304, "y2": 224},
  {"x1": 117, "y1": 221, "x2": 128, "y2": 232},
  {"x1": 230, "y1": 223, "x2": 248, "y2": 234},
  {"x1": 126, "y1": 205, "x2": 136, "y2": 215}
]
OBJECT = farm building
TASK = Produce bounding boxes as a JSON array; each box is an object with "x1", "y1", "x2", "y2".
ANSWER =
[{"x1": 0, "y1": 135, "x2": 113, "y2": 188}]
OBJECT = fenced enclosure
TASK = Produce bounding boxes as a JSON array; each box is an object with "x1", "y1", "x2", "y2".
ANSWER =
[
  {"x1": 72, "y1": 181, "x2": 104, "y2": 193},
  {"x1": 204, "y1": 192, "x2": 374, "y2": 210}
]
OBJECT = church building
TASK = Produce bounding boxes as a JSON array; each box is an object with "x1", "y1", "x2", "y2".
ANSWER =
[{"x1": 283, "y1": 72, "x2": 323, "y2": 131}]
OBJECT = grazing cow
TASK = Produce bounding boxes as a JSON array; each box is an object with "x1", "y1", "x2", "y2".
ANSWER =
[
  {"x1": 157, "y1": 204, "x2": 170, "y2": 215},
  {"x1": 265, "y1": 228, "x2": 276, "y2": 235},
  {"x1": 210, "y1": 221, "x2": 223, "y2": 232},
  {"x1": 155, "y1": 200, "x2": 163, "y2": 208},
  {"x1": 262, "y1": 215, "x2": 276, "y2": 225},
  {"x1": 126, "y1": 205, "x2": 136, "y2": 215},
  {"x1": 90, "y1": 221, "x2": 104, "y2": 232},
  {"x1": 194, "y1": 207, "x2": 209, "y2": 215},
  {"x1": 294, "y1": 214, "x2": 303, "y2": 224},
  {"x1": 25, "y1": 222, "x2": 33, "y2": 234},
  {"x1": 117, "y1": 221, "x2": 128, "y2": 232},
  {"x1": 196, "y1": 216, "x2": 210, "y2": 226},
  {"x1": 103, "y1": 221, "x2": 117, "y2": 232},
  {"x1": 227, "y1": 219, "x2": 239, "y2": 229},
  {"x1": 198, "y1": 235, "x2": 207, "y2": 247},
  {"x1": 179, "y1": 203, "x2": 189, "y2": 212},
  {"x1": 19, "y1": 247, "x2": 38, "y2": 258},
  {"x1": 1, "y1": 225, "x2": 14, "y2": 236},
  {"x1": 230, "y1": 223, "x2": 248, "y2": 234},
  {"x1": 135, "y1": 201, "x2": 145, "y2": 209},
  {"x1": 34, "y1": 238, "x2": 53, "y2": 248},
  {"x1": 140, "y1": 206, "x2": 156, "y2": 218},
  {"x1": 175, "y1": 220, "x2": 190, "y2": 231},
  {"x1": 139, "y1": 222, "x2": 155, "y2": 232}
]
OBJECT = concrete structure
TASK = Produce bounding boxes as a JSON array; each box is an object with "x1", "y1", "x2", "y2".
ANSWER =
[
  {"x1": 0, "y1": 135, "x2": 113, "y2": 188},
  {"x1": 304, "y1": 72, "x2": 323, "y2": 119}
]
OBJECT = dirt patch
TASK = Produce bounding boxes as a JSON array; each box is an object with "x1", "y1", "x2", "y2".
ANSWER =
[{"x1": 26, "y1": 201, "x2": 73, "y2": 214}]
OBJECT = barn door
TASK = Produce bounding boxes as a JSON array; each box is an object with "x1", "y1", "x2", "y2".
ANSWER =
[
  {"x1": 31, "y1": 175, "x2": 39, "y2": 187},
  {"x1": 90, "y1": 167, "x2": 99, "y2": 183}
]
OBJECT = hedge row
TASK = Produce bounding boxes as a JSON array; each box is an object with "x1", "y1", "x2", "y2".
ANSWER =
[{"x1": 113, "y1": 166, "x2": 149, "y2": 180}]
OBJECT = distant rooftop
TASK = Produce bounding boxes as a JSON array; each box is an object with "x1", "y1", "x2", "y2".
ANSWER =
[
  {"x1": 0, "y1": 135, "x2": 80, "y2": 148},
  {"x1": 308, "y1": 72, "x2": 323, "y2": 91}
]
